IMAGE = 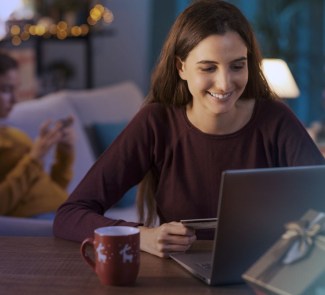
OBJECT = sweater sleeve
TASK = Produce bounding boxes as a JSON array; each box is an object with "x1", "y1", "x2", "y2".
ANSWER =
[
  {"x1": 53, "y1": 105, "x2": 155, "y2": 242},
  {"x1": 0, "y1": 154, "x2": 44, "y2": 215},
  {"x1": 275, "y1": 104, "x2": 325, "y2": 166}
]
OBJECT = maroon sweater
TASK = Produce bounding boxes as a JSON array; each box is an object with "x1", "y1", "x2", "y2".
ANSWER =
[{"x1": 53, "y1": 99, "x2": 325, "y2": 241}]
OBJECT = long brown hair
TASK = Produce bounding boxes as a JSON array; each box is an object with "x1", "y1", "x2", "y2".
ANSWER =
[{"x1": 137, "y1": 0, "x2": 276, "y2": 226}]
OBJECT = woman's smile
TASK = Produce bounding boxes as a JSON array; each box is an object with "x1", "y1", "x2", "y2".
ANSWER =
[{"x1": 207, "y1": 90, "x2": 233, "y2": 101}]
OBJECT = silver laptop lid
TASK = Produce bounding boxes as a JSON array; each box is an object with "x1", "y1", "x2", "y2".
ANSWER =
[{"x1": 210, "y1": 165, "x2": 325, "y2": 285}]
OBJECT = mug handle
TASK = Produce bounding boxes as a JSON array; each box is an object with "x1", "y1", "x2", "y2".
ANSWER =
[{"x1": 80, "y1": 237, "x2": 96, "y2": 271}]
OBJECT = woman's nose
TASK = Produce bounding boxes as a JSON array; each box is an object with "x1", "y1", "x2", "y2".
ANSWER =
[{"x1": 215, "y1": 70, "x2": 231, "y2": 92}]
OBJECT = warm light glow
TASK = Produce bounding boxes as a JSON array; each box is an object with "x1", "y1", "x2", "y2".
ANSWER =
[
  {"x1": 10, "y1": 25, "x2": 21, "y2": 35},
  {"x1": 35, "y1": 24, "x2": 46, "y2": 36},
  {"x1": 11, "y1": 35, "x2": 21, "y2": 46},
  {"x1": 20, "y1": 31, "x2": 30, "y2": 41},
  {"x1": 262, "y1": 59, "x2": 300, "y2": 99},
  {"x1": 87, "y1": 16, "x2": 97, "y2": 26},
  {"x1": 80, "y1": 24, "x2": 89, "y2": 35},
  {"x1": 90, "y1": 7, "x2": 102, "y2": 21},
  {"x1": 7, "y1": 3, "x2": 114, "y2": 45},
  {"x1": 71, "y1": 26, "x2": 82, "y2": 36},
  {"x1": 103, "y1": 9, "x2": 114, "y2": 24}
]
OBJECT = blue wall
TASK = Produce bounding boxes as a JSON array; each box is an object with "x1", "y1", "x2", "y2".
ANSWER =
[{"x1": 228, "y1": 0, "x2": 325, "y2": 126}]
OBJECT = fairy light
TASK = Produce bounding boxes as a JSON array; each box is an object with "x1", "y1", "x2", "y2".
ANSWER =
[
  {"x1": 8, "y1": 3, "x2": 114, "y2": 46},
  {"x1": 11, "y1": 35, "x2": 21, "y2": 46},
  {"x1": 71, "y1": 26, "x2": 82, "y2": 37},
  {"x1": 103, "y1": 9, "x2": 114, "y2": 24},
  {"x1": 80, "y1": 24, "x2": 89, "y2": 36},
  {"x1": 28, "y1": 25, "x2": 37, "y2": 36},
  {"x1": 87, "y1": 16, "x2": 97, "y2": 26},
  {"x1": 20, "y1": 31, "x2": 30, "y2": 41},
  {"x1": 10, "y1": 24, "x2": 20, "y2": 35}
]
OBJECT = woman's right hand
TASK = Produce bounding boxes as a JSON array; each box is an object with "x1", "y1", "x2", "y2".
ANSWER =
[
  {"x1": 29, "y1": 119, "x2": 64, "y2": 162},
  {"x1": 139, "y1": 222, "x2": 197, "y2": 258}
]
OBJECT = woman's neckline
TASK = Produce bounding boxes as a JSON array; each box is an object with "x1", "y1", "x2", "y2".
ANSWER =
[{"x1": 181, "y1": 98, "x2": 260, "y2": 138}]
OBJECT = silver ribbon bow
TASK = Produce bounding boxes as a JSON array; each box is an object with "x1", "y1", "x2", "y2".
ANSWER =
[{"x1": 281, "y1": 212, "x2": 325, "y2": 264}]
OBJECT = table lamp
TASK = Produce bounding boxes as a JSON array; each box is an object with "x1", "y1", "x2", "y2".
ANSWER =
[{"x1": 261, "y1": 58, "x2": 300, "y2": 99}]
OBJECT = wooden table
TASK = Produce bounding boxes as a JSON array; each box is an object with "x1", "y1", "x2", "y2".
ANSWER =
[{"x1": 0, "y1": 237, "x2": 254, "y2": 295}]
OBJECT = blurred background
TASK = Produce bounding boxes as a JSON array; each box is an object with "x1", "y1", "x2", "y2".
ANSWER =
[{"x1": 0, "y1": 0, "x2": 324, "y2": 128}]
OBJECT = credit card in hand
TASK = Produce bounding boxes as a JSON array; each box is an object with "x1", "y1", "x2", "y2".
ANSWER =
[{"x1": 180, "y1": 218, "x2": 218, "y2": 229}]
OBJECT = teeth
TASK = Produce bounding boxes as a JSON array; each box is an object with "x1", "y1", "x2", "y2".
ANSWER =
[{"x1": 208, "y1": 91, "x2": 231, "y2": 100}]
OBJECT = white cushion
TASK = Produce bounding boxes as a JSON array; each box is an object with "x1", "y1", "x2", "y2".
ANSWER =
[{"x1": 66, "y1": 81, "x2": 143, "y2": 126}]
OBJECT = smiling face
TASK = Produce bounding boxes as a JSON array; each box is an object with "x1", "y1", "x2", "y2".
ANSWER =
[
  {"x1": 0, "y1": 68, "x2": 19, "y2": 119},
  {"x1": 177, "y1": 31, "x2": 249, "y2": 121}
]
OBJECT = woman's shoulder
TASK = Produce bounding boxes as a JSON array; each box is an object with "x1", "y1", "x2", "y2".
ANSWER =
[
  {"x1": 254, "y1": 98, "x2": 304, "y2": 132},
  {"x1": 129, "y1": 103, "x2": 186, "y2": 139},
  {"x1": 257, "y1": 98, "x2": 297, "y2": 119},
  {"x1": 136, "y1": 103, "x2": 183, "y2": 123}
]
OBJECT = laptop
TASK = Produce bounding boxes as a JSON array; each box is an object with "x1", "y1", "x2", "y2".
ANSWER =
[{"x1": 170, "y1": 165, "x2": 325, "y2": 285}]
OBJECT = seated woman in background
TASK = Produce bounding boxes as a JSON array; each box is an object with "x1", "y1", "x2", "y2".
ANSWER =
[
  {"x1": 0, "y1": 52, "x2": 75, "y2": 220},
  {"x1": 54, "y1": 0, "x2": 325, "y2": 256}
]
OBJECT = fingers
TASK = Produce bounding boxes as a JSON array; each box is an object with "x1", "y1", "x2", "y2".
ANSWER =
[
  {"x1": 31, "y1": 117, "x2": 74, "y2": 161},
  {"x1": 139, "y1": 222, "x2": 197, "y2": 258},
  {"x1": 39, "y1": 119, "x2": 52, "y2": 137},
  {"x1": 157, "y1": 222, "x2": 195, "y2": 244},
  {"x1": 56, "y1": 115, "x2": 74, "y2": 130},
  {"x1": 41, "y1": 116, "x2": 75, "y2": 145},
  {"x1": 57, "y1": 118, "x2": 75, "y2": 148}
]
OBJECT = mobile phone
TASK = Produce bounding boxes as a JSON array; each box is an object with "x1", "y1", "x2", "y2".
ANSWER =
[
  {"x1": 58, "y1": 117, "x2": 73, "y2": 128},
  {"x1": 180, "y1": 217, "x2": 218, "y2": 229}
]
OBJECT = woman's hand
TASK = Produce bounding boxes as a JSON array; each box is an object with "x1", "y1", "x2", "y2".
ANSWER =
[
  {"x1": 29, "y1": 116, "x2": 75, "y2": 162},
  {"x1": 57, "y1": 116, "x2": 75, "y2": 153},
  {"x1": 30, "y1": 119, "x2": 63, "y2": 162},
  {"x1": 139, "y1": 222, "x2": 197, "y2": 258}
]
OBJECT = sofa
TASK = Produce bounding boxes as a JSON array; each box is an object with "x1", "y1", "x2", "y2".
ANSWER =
[{"x1": 0, "y1": 81, "x2": 143, "y2": 236}]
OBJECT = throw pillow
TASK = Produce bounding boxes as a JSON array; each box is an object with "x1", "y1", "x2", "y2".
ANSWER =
[{"x1": 93, "y1": 121, "x2": 136, "y2": 208}]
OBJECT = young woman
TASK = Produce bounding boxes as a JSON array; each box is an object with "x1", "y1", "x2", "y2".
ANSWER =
[
  {"x1": 53, "y1": 0, "x2": 324, "y2": 257},
  {"x1": 0, "y1": 52, "x2": 75, "y2": 219}
]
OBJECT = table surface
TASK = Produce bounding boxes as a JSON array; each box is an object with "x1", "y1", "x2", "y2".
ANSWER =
[{"x1": 0, "y1": 237, "x2": 254, "y2": 295}]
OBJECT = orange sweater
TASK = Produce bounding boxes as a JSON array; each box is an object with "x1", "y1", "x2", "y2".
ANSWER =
[{"x1": 0, "y1": 126, "x2": 74, "y2": 217}]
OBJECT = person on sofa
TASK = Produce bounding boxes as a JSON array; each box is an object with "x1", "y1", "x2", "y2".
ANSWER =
[
  {"x1": 0, "y1": 52, "x2": 75, "y2": 220},
  {"x1": 53, "y1": 0, "x2": 325, "y2": 257}
]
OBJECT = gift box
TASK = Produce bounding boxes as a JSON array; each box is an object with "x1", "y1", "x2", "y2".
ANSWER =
[{"x1": 243, "y1": 209, "x2": 325, "y2": 295}]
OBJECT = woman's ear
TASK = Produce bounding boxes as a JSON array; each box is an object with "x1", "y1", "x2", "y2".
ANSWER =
[{"x1": 176, "y1": 57, "x2": 186, "y2": 80}]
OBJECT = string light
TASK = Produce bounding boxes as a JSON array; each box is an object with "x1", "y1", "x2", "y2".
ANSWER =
[{"x1": 8, "y1": 4, "x2": 113, "y2": 46}]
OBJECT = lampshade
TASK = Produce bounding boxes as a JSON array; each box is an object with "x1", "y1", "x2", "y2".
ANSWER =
[{"x1": 261, "y1": 58, "x2": 300, "y2": 99}]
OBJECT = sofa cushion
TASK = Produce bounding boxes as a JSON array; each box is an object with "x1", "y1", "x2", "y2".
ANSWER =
[
  {"x1": 93, "y1": 121, "x2": 127, "y2": 153},
  {"x1": 5, "y1": 92, "x2": 95, "y2": 193},
  {"x1": 92, "y1": 121, "x2": 137, "y2": 208},
  {"x1": 65, "y1": 81, "x2": 143, "y2": 125}
]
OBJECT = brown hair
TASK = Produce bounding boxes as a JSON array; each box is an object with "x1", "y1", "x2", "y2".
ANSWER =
[{"x1": 137, "y1": 0, "x2": 276, "y2": 226}]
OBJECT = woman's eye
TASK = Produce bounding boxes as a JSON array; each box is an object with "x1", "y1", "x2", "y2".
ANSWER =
[
  {"x1": 231, "y1": 63, "x2": 245, "y2": 71},
  {"x1": 201, "y1": 66, "x2": 216, "y2": 72}
]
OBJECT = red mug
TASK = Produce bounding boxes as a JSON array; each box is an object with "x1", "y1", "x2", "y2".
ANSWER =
[{"x1": 80, "y1": 226, "x2": 140, "y2": 286}]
